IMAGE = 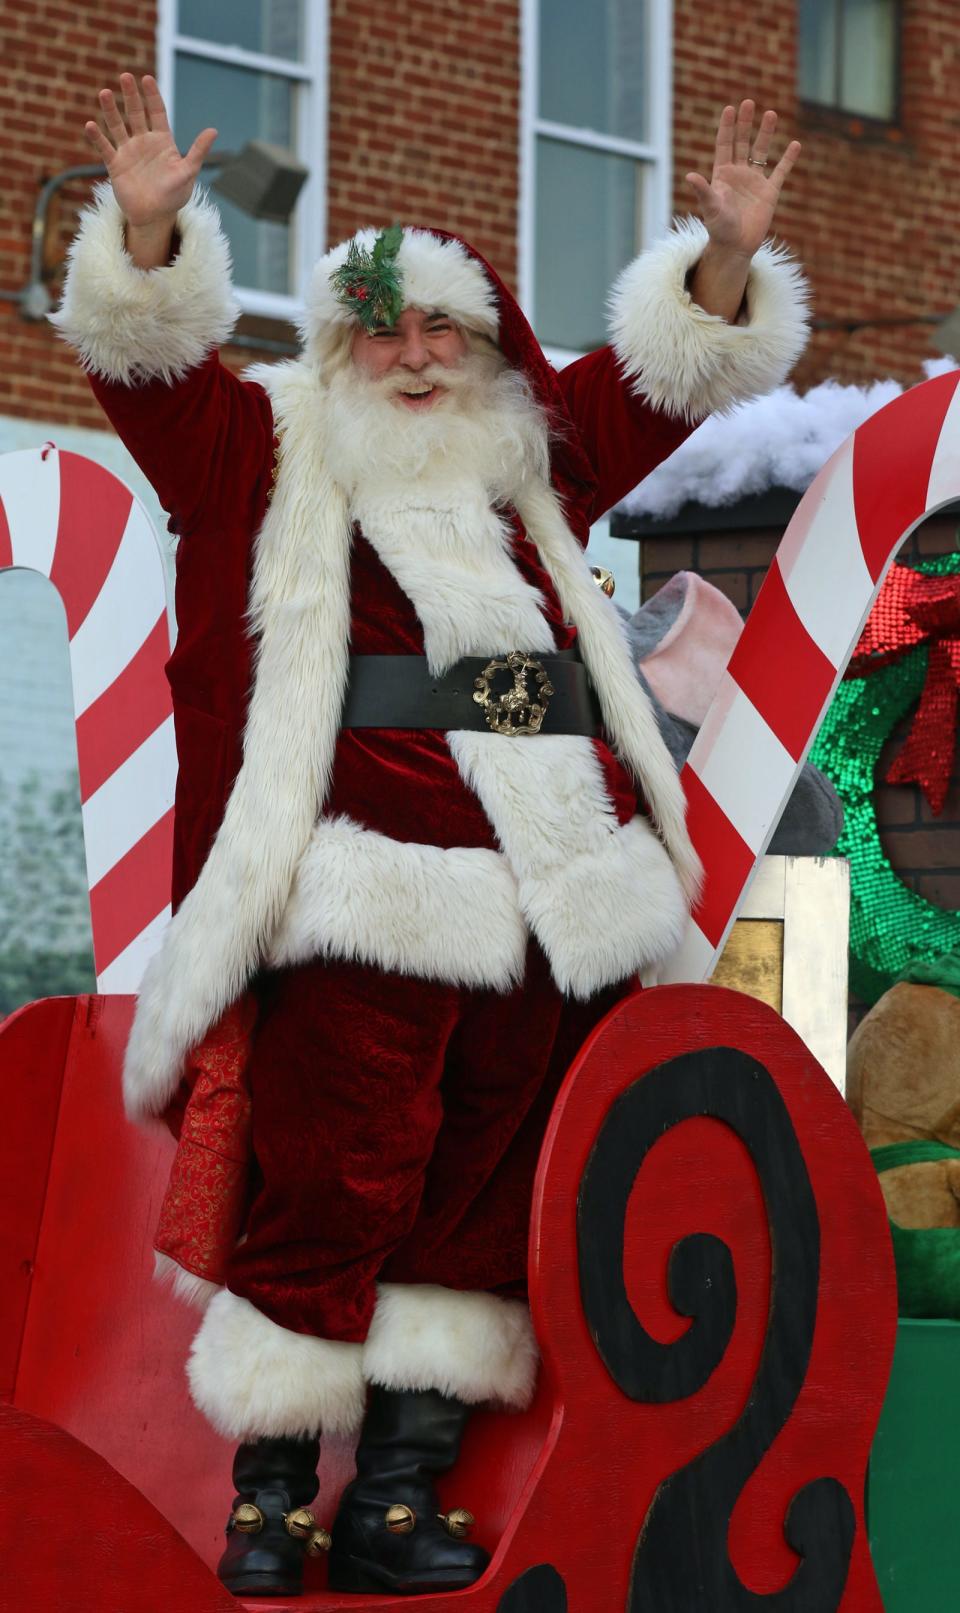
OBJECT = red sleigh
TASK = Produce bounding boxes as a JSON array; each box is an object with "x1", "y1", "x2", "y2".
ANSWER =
[
  {"x1": 1, "y1": 985, "x2": 895, "y2": 1612},
  {"x1": 5, "y1": 370, "x2": 960, "y2": 1608}
]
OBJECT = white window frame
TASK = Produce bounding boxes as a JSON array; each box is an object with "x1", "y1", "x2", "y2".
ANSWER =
[
  {"x1": 519, "y1": 0, "x2": 673, "y2": 368},
  {"x1": 157, "y1": 0, "x2": 329, "y2": 320}
]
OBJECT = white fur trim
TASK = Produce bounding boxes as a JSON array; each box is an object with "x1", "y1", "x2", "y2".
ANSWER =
[
  {"x1": 187, "y1": 1288, "x2": 366, "y2": 1440},
  {"x1": 607, "y1": 217, "x2": 810, "y2": 422},
  {"x1": 514, "y1": 481, "x2": 702, "y2": 904},
  {"x1": 267, "y1": 814, "x2": 526, "y2": 990},
  {"x1": 154, "y1": 1250, "x2": 220, "y2": 1312},
  {"x1": 302, "y1": 228, "x2": 499, "y2": 364},
  {"x1": 122, "y1": 362, "x2": 353, "y2": 1120},
  {"x1": 363, "y1": 1284, "x2": 539, "y2": 1411},
  {"x1": 356, "y1": 489, "x2": 555, "y2": 675},
  {"x1": 449, "y1": 735, "x2": 687, "y2": 998},
  {"x1": 51, "y1": 185, "x2": 238, "y2": 385}
]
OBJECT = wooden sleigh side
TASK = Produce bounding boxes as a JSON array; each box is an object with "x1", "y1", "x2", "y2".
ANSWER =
[{"x1": 0, "y1": 982, "x2": 895, "y2": 1612}]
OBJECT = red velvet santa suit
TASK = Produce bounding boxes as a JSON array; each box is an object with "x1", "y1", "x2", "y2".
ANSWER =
[{"x1": 53, "y1": 191, "x2": 809, "y2": 1439}]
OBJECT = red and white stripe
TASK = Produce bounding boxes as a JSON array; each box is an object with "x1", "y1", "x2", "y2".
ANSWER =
[
  {"x1": 664, "y1": 367, "x2": 960, "y2": 981},
  {"x1": 0, "y1": 447, "x2": 174, "y2": 992}
]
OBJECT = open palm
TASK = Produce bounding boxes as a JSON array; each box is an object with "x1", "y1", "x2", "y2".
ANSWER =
[
  {"x1": 686, "y1": 101, "x2": 800, "y2": 259},
  {"x1": 84, "y1": 72, "x2": 217, "y2": 228}
]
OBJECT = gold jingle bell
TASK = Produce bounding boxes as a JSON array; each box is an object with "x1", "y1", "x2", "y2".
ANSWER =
[
  {"x1": 284, "y1": 1507, "x2": 317, "y2": 1539},
  {"x1": 438, "y1": 1507, "x2": 475, "y2": 1539},
  {"x1": 385, "y1": 1503, "x2": 417, "y2": 1534},
  {"x1": 306, "y1": 1526, "x2": 333, "y2": 1557},
  {"x1": 590, "y1": 565, "x2": 615, "y2": 598},
  {"x1": 231, "y1": 1502, "x2": 264, "y2": 1533}
]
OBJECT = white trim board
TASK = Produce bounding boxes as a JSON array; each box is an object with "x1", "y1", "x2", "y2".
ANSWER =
[
  {"x1": 156, "y1": 0, "x2": 329, "y2": 320},
  {"x1": 518, "y1": 0, "x2": 673, "y2": 332},
  {"x1": 733, "y1": 854, "x2": 851, "y2": 1094}
]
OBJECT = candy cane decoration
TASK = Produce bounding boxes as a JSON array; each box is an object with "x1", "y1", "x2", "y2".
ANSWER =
[
  {"x1": 665, "y1": 366, "x2": 960, "y2": 982},
  {"x1": 0, "y1": 447, "x2": 174, "y2": 992}
]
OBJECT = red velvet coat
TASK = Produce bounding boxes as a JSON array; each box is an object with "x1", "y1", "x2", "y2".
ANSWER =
[{"x1": 89, "y1": 341, "x2": 693, "y2": 918}]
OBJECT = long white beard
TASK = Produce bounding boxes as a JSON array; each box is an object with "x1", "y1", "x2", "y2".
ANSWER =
[
  {"x1": 322, "y1": 346, "x2": 550, "y2": 507},
  {"x1": 322, "y1": 347, "x2": 556, "y2": 673}
]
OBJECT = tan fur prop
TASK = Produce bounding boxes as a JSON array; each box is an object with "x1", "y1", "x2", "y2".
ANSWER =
[{"x1": 848, "y1": 982, "x2": 960, "y2": 1231}]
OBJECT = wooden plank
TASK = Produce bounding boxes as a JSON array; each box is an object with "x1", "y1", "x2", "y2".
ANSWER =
[
  {"x1": 711, "y1": 918, "x2": 783, "y2": 1014},
  {"x1": 782, "y1": 856, "x2": 850, "y2": 1094}
]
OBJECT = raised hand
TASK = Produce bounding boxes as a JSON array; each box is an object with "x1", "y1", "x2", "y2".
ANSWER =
[
  {"x1": 685, "y1": 100, "x2": 800, "y2": 261},
  {"x1": 84, "y1": 72, "x2": 216, "y2": 231}
]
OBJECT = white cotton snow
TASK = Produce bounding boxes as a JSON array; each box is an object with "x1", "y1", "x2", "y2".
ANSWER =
[{"x1": 621, "y1": 358, "x2": 960, "y2": 520}]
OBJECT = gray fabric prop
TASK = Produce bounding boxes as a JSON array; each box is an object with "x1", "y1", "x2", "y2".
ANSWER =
[{"x1": 622, "y1": 605, "x2": 844, "y2": 856}]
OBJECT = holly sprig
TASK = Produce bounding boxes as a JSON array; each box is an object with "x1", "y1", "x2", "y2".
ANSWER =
[{"x1": 331, "y1": 225, "x2": 405, "y2": 331}]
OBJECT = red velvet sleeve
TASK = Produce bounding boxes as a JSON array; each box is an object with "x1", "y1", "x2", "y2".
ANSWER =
[
  {"x1": 87, "y1": 352, "x2": 275, "y2": 542},
  {"x1": 556, "y1": 345, "x2": 697, "y2": 520}
]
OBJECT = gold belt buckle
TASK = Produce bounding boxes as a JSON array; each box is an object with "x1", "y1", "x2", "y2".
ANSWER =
[{"x1": 473, "y1": 651, "x2": 555, "y2": 736}]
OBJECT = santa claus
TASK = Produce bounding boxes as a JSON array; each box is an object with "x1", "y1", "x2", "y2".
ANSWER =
[{"x1": 54, "y1": 73, "x2": 807, "y2": 1598}]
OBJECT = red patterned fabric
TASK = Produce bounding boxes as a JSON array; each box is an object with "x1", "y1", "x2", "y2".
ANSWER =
[{"x1": 155, "y1": 997, "x2": 257, "y2": 1284}]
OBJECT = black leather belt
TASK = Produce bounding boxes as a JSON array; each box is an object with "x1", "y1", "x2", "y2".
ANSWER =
[{"x1": 341, "y1": 650, "x2": 602, "y2": 736}]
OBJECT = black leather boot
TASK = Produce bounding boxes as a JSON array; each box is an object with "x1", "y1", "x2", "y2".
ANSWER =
[
  {"x1": 328, "y1": 1386, "x2": 490, "y2": 1595},
  {"x1": 217, "y1": 1434, "x2": 329, "y2": 1597}
]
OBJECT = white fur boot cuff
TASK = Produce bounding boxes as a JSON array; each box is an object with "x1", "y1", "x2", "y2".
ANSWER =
[
  {"x1": 362, "y1": 1283, "x2": 540, "y2": 1411},
  {"x1": 186, "y1": 1288, "x2": 367, "y2": 1441}
]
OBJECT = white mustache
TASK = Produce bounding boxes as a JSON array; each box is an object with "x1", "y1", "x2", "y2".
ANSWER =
[{"x1": 377, "y1": 364, "x2": 463, "y2": 397}]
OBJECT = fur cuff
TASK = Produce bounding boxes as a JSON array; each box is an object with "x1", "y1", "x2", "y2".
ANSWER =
[
  {"x1": 51, "y1": 183, "x2": 238, "y2": 385},
  {"x1": 267, "y1": 815, "x2": 526, "y2": 991},
  {"x1": 187, "y1": 1289, "x2": 366, "y2": 1440},
  {"x1": 607, "y1": 216, "x2": 810, "y2": 421},
  {"x1": 154, "y1": 1250, "x2": 221, "y2": 1313},
  {"x1": 363, "y1": 1284, "x2": 539, "y2": 1411}
]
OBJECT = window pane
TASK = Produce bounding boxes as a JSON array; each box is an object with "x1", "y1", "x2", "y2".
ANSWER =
[
  {"x1": 175, "y1": 53, "x2": 296, "y2": 294},
  {"x1": 0, "y1": 572, "x2": 95, "y2": 1019},
  {"x1": 539, "y1": 0, "x2": 648, "y2": 143},
  {"x1": 178, "y1": 0, "x2": 304, "y2": 61},
  {"x1": 798, "y1": 0, "x2": 840, "y2": 104},
  {"x1": 535, "y1": 138, "x2": 642, "y2": 351},
  {"x1": 841, "y1": 0, "x2": 897, "y2": 118}
]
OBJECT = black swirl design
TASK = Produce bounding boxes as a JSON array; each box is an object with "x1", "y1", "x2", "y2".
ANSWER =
[
  {"x1": 497, "y1": 1564, "x2": 568, "y2": 1612},
  {"x1": 577, "y1": 1045, "x2": 854, "y2": 1611}
]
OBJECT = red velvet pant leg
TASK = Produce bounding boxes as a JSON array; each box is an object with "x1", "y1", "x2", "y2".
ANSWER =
[
  {"x1": 226, "y1": 947, "x2": 630, "y2": 1344},
  {"x1": 381, "y1": 944, "x2": 626, "y2": 1294},
  {"x1": 225, "y1": 959, "x2": 463, "y2": 1341}
]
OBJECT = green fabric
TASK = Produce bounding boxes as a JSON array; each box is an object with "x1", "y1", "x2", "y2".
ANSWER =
[
  {"x1": 894, "y1": 948, "x2": 960, "y2": 1001},
  {"x1": 871, "y1": 1142, "x2": 960, "y2": 1318},
  {"x1": 872, "y1": 1140, "x2": 960, "y2": 1172},
  {"x1": 869, "y1": 1319, "x2": 960, "y2": 1609}
]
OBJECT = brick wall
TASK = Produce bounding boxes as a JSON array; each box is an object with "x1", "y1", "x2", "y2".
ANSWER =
[
  {"x1": 673, "y1": 0, "x2": 960, "y2": 388},
  {"x1": 0, "y1": 0, "x2": 158, "y2": 431},
  {"x1": 327, "y1": 0, "x2": 519, "y2": 282},
  {"x1": 0, "y1": 0, "x2": 521, "y2": 434},
  {"x1": 5, "y1": 2, "x2": 958, "y2": 429}
]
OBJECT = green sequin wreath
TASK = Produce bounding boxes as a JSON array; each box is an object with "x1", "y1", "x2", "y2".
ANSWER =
[{"x1": 809, "y1": 552, "x2": 960, "y2": 1004}]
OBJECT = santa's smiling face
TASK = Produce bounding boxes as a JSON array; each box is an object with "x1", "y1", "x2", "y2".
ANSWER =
[{"x1": 349, "y1": 306, "x2": 469, "y2": 410}]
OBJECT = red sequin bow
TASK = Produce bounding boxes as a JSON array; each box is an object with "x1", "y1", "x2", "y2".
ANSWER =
[{"x1": 846, "y1": 563, "x2": 960, "y2": 815}]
